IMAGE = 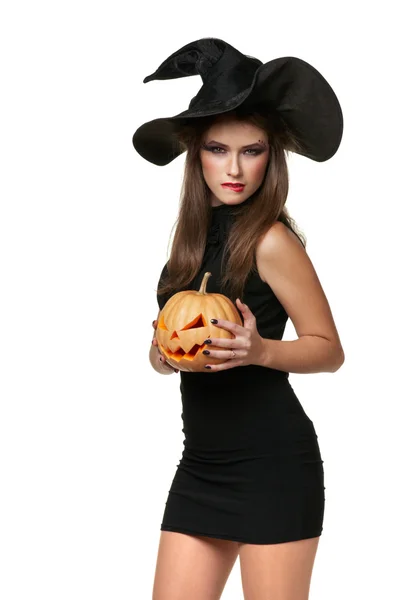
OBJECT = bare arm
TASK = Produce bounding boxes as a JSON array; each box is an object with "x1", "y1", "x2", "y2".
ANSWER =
[{"x1": 255, "y1": 222, "x2": 345, "y2": 374}]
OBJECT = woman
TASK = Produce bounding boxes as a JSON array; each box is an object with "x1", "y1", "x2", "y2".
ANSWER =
[{"x1": 133, "y1": 38, "x2": 344, "y2": 600}]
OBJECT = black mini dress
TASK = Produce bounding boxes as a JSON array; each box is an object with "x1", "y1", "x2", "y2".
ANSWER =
[{"x1": 156, "y1": 202, "x2": 325, "y2": 545}]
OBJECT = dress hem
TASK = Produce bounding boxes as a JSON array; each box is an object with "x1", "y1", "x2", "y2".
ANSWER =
[{"x1": 160, "y1": 523, "x2": 323, "y2": 545}]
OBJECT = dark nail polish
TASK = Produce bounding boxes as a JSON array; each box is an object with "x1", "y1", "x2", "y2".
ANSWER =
[
  {"x1": 205, "y1": 365, "x2": 211, "y2": 369},
  {"x1": 210, "y1": 319, "x2": 218, "y2": 324},
  {"x1": 203, "y1": 349, "x2": 210, "y2": 355},
  {"x1": 204, "y1": 339, "x2": 212, "y2": 344}
]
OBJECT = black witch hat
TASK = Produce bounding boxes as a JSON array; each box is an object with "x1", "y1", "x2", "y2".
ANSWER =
[{"x1": 132, "y1": 37, "x2": 343, "y2": 166}]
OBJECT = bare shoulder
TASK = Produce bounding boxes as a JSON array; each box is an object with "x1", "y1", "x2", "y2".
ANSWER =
[
  {"x1": 255, "y1": 221, "x2": 308, "y2": 284},
  {"x1": 255, "y1": 221, "x2": 344, "y2": 352},
  {"x1": 257, "y1": 221, "x2": 303, "y2": 255}
]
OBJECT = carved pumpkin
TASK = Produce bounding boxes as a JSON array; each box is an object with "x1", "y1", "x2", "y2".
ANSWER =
[{"x1": 155, "y1": 271, "x2": 243, "y2": 372}]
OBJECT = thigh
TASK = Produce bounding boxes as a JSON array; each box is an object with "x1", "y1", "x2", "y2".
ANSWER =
[
  {"x1": 152, "y1": 530, "x2": 240, "y2": 600},
  {"x1": 239, "y1": 536, "x2": 320, "y2": 600}
]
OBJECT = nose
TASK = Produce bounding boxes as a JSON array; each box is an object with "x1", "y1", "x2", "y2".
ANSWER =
[{"x1": 227, "y1": 153, "x2": 242, "y2": 177}]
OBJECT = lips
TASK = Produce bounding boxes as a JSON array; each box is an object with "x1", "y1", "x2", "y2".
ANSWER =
[{"x1": 221, "y1": 183, "x2": 245, "y2": 192}]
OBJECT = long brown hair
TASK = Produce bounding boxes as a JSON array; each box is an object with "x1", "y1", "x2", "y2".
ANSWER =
[{"x1": 157, "y1": 108, "x2": 307, "y2": 302}]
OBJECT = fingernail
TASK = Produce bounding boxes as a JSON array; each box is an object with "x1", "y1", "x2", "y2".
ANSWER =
[
  {"x1": 205, "y1": 365, "x2": 211, "y2": 369},
  {"x1": 204, "y1": 339, "x2": 212, "y2": 344},
  {"x1": 210, "y1": 319, "x2": 218, "y2": 324},
  {"x1": 203, "y1": 350, "x2": 210, "y2": 355}
]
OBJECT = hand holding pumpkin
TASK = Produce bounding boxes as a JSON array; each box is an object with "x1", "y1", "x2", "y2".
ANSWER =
[{"x1": 200, "y1": 298, "x2": 266, "y2": 372}]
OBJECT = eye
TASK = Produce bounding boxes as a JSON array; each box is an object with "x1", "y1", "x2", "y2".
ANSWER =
[
  {"x1": 207, "y1": 146, "x2": 225, "y2": 153},
  {"x1": 204, "y1": 145, "x2": 262, "y2": 156},
  {"x1": 245, "y1": 148, "x2": 262, "y2": 156}
]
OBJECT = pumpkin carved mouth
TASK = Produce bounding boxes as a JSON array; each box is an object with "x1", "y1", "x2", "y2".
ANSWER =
[
  {"x1": 158, "y1": 312, "x2": 208, "y2": 362},
  {"x1": 159, "y1": 342, "x2": 205, "y2": 361}
]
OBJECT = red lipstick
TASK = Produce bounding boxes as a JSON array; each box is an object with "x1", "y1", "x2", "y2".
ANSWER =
[{"x1": 221, "y1": 183, "x2": 245, "y2": 192}]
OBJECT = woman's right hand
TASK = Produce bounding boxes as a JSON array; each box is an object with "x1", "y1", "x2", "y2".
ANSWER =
[{"x1": 152, "y1": 319, "x2": 180, "y2": 374}]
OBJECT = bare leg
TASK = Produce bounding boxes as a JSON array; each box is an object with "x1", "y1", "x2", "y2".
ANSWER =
[
  {"x1": 152, "y1": 530, "x2": 241, "y2": 600},
  {"x1": 239, "y1": 535, "x2": 321, "y2": 600}
]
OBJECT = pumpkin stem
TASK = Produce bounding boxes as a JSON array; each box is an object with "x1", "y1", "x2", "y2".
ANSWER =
[{"x1": 198, "y1": 272, "x2": 212, "y2": 294}]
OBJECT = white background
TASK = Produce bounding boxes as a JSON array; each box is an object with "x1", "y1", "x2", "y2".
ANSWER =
[{"x1": 1, "y1": 1, "x2": 396, "y2": 598}]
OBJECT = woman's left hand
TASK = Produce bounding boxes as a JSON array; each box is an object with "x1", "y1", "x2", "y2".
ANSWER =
[{"x1": 203, "y1": 298, "x2": 266, "y2": 371}]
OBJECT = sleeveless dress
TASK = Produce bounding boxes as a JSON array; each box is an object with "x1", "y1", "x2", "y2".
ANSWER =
[{"x1": 156, "y1": 202, "x2": 325, "y2": 544}]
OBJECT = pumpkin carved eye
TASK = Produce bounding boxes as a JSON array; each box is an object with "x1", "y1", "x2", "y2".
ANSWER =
[
  {"x1": 159, "y1": 313, "x2": 207, "y2": 339},
  {"x1": 158, "y1": 314, "x2": 168, "y2": 330},
  {"x1": 181, "y1": 314, "x2": 207, "y2": 330}
]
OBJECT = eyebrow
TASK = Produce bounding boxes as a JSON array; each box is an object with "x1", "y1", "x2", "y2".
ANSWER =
[{"x1": 205, "y1": 140, "x2": 266, "y2": 149}]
